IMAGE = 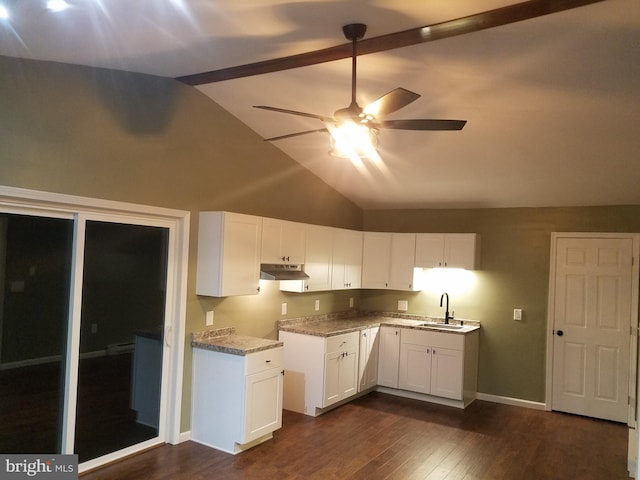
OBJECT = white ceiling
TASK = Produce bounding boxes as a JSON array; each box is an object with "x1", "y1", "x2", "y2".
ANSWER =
[{"x1": 1, "y1": 0, "x2": 639, "y2": 209}]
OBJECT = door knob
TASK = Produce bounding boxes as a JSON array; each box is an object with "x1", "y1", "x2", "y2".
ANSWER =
[{"x1": 556, "y1": 330, "x2": 564, "y2": 336}]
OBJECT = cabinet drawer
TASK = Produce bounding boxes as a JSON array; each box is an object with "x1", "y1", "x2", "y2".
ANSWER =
[
  {"x1": 245, "y1": 347, "x2": 283, "y2": 375},
  {"x1": 326, "y1": 332, "x2": 358, "y2": 353}
]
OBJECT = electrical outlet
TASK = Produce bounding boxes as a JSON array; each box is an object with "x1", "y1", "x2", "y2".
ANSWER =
[
  {"x1": 398, "y1": 300, "x2": 408, "y2": 312},
  {"x1": 513, "y1": 308, "x2": 522, "y2": 321},
  {"x1": 281, "y1": 303, "x2": 287, "y2": 315},
  {"x1": 349, "y1": 297, "x2": 354, "y2": 308},
  {"x1": 315, "y1": 299, "x2": 320, "y2": 311},
  {"x1": 205, "y1": 310, "x2": 214, "y2": 326}
]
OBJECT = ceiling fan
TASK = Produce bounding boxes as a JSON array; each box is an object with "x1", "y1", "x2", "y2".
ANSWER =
[{"x1": 253, "y1": 23, "x2": 467, "y2": 157}]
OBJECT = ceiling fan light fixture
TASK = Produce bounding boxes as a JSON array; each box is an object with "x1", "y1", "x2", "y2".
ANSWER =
[{"x1": 328, "y1": 122, "x2": 379, "y2": 162}]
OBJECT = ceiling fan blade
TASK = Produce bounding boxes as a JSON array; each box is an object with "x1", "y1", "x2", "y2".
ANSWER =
[
  {"x1": 263, "y1": 128, "x2": 329, "y2": 141},
  {"x1": 364, "y1": 88, "x2": 420, "y2": 117},
  {"x1": 253, "y1": 105, "x2": 333, "y2": 122},
  {"x1": 378, "y1": 119, "x2": 467, "y2": 131}
]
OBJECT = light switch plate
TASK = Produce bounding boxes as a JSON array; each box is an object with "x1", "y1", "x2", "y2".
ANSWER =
[
  {"x1": 315, "y1": 299, "x2": 320, "y2": 311},
  {"x1": 281, "y1": 303, "x2": 287, "y2": 315},
  {"x1": 513, "y1": 308, "x2": 522, "y2": 321},
  {"x1": 205, "y1": 310, "x2": 214, "y2": 326}
]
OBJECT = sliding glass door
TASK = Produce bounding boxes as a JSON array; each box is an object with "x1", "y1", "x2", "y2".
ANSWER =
[
  {"x1": 0, "y1": 213, "x2": 74, "y2": 454},
  {"x1": 0, "y1": 209, "x2": 175, "y2": 466},
  {"x1": 74, "y1": 220, "x2": 168, "y2": 462}
]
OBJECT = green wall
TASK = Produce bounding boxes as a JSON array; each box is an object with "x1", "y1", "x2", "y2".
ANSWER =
[
  {"x1": 362, "y1": 207, "x2": 640, "y2": 402},
  {"x1": 0, "y1": 56, "x2": 363, "y2": 432},
  {"x1": 1, "y1": 55, "x2": 638, "y2": 433}
]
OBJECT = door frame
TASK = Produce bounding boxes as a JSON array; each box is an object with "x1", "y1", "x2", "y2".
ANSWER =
[
  {"x1": 0, "y1": 185, "x2": 189, "y2": 469},
  {"x1": 545, "y1": 232, "x2": 640, "y2": 426}
]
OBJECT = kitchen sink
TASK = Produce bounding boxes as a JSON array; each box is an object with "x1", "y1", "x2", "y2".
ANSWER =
[{"x1": 419, "y1": 322, "x2": 465, "y2": 330}]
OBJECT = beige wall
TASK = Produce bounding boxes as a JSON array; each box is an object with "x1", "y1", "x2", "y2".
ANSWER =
[
  {"x1": 2, "y1": 56, "x2": 639, "y2": 432},
  {"x1": 362, "y1": 207, "x2": 640, "y2": 402}
]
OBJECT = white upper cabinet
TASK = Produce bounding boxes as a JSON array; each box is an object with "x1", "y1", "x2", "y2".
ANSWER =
[
  {"x1": 331, "y1": 229, "x2": 362, "y2": 290},
  {"x1": 261, "y1": 218, "x2": 305, "y2": 265},
  {"x1": 196, "y1": 212, "x2": 262, "y2": 297},
  {"x1": 280, "y1": 224, "x2": 332, "y2": 293},
  {"x1": 362, "y1": 232, "x2": 417, "y2": 290},
  {"x1": 415, "y1": 233, "x2": 479, "y2": 270},
  {"x1": 389, "y1": 233, "x2": 417, "y2": 291},
  {"x1": 361, "y1": 232, "x2": 392, "y2": 289}
]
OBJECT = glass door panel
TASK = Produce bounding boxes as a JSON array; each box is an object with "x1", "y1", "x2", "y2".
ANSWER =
[
  {"x1": 0, "y1": 213, "x2": 74, "y2": 453},
  {"x1": 75, "y1": 221, "x2": 168, "y2": 463}
]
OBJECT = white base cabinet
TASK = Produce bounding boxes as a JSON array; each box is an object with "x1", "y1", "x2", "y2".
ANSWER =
[
  {"x1": 358, "y1": 326, "x2": 379, "y2": 392},
  {"x1": 398, "y1": 328, "x2": 478, "y2": 406},
  {"x1": 377, "y1": 326, "x2": 401, "y2": 388},
  {"x1": 191, "y1": 347, "x2": 284, "y2": 454},
  {"x1": 280, "y1": 331, "x2": 359, "y2": 417}
]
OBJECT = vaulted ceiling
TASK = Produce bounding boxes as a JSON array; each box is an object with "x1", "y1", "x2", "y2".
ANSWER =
[{"x1": 1, "y1": 0, "x2": 639, "y2": 209}]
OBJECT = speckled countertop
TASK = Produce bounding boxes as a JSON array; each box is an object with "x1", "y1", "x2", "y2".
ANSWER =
[
  {"x1": 278, "y1": 312, "x2": 480, "y2": 337},
  {"x1": 192, "y1": 327, "x2": 283, "y2": 356}
]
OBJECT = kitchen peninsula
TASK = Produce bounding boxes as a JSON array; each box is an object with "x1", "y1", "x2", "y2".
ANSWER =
[{"x1": 278, "y1": 313, "x2": 479, "y2": 417}]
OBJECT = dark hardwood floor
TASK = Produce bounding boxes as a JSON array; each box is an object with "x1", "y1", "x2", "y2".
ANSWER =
[{"x1": 82, "y1": 392, "x2": 631, "y2": 480}]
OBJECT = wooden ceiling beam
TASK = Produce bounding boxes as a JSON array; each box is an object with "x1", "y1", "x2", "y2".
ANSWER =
[{"x1": 176, "y1": 0, "x2": 604, "y2": 86}]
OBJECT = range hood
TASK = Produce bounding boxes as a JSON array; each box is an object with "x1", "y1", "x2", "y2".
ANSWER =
[{"x1": 260, "y1": 263, "x2": 309, "y2": 281}]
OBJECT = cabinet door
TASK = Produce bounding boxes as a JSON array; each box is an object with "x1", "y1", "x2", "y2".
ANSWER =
[
  {"x1": 340, "y1": 349, "x2": 359, "y2": 399},
  {"x1": 431, "y1": 347, "x2": 464, "y2": 400},
  {"x1": 361, "y1": 232, "x2": 392, "y2": 289},
  {"x1": 196, "y1": 212, "x2": 262, "y2": 297},
  {"x1": 323, "y1": 350, "x2": 343, "y2": 407},
  {"x1": 358, "y1": 327, "x2": 379, "y2": 391},
  {"x1": 331, "y1": 229, "x2": 362, "y2": 290},
  {"x1": 377, "y1": 327, "x2": 400, "y2": 388},
  {"x1": 444, "y1": 234, "x2": 478, "y2": 270},
  {"x1": 261, "y1": 218, "x2": 305, "y2": 264},
  {"x1": 303, "y1": 224, "x2": 332, "y2": 291},
  {"x1": 399, "y1": 342, "x2": 431, "y2": 394},
  {"x1": 388, "y1": 233, "x2": 416, "y2": 291},
  {"x1": 343, "y1": 230, "x2": 363, "y2": 289},
  {"x1": 414, "y1": 233, "x2": 445, "y2": 268},
  {"x1": 243, "y1": 367, "x2": 284, "y2": 442},
  {"x1": 280, "y1": 224, "x2": 332, "y2": 292},
  {"x1": 282, "y1": 221, "x2": 305, "y2": 264}
]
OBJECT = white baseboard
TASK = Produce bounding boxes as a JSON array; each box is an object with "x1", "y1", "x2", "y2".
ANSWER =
[
  {"x1": 178, "y1": 431, "x2": 191, "y2": 444},
  {"x1": 476, "y1": 392, "x2": 546, "y2": 410}
]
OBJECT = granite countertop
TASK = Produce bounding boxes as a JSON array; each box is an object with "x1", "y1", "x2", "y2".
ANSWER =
[
  {"x1": 278, "y1": 313, "x2": 480, "y2": 337},
  {"x1": 192, "y1": 327, "x2": 283, "y2": 356}
]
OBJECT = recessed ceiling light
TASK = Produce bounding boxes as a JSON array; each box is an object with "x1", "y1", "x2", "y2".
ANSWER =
[
  {"x1": 47, "y1": 0, "x2": 71, "y2": 12},
  {"x1": 0, "y1": 4, "x2": 9, "y2": 19}
]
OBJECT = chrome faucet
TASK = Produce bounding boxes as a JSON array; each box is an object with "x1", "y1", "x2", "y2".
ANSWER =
[{"x1": 440, "y1": 292, "x2": 453, "y2": 324}]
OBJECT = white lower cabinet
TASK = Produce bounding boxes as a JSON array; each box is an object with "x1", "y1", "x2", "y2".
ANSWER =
[
  {"x1": 280, "y1": 331, "x2": 359, "y2": 416},
  {"x1": 398, "y1": 328, "x2": 478, "y2": 405},
  {"x1": 377, "y1": 326, "x2": 401, "y2": 388},
  {"x1": 191, "y1": 347, "x2": 284, "y2": 454},
  {"x1": 358, "y1": 326, "x2": 379, "y2": 392}
]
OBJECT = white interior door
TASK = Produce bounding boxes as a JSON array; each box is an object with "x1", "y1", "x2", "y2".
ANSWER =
[{"x1": 550, "y1": 234, "x2": 637, "y2": 423}]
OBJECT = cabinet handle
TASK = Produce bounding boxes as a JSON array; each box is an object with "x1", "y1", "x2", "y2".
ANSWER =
[
  {"x1": 433, "y1": 349, "x2": 436, "y2": 355},
  {"x1": 281, "y1": 370, "x2": 285, "y2": 376},
  {"x1": 426, "y1": 348, "x2": 430, "y2": 354},
  {"x1": 265, "y1": 359, "x2": 271, "y2": 364}
]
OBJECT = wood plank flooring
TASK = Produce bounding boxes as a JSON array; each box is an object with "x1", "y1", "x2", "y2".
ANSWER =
[{"x1": 81, "y1": 392, "x2": 631, "y2": 480}]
